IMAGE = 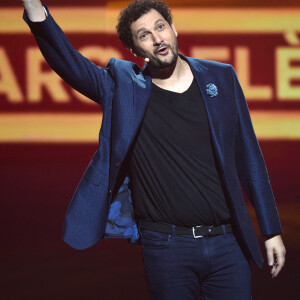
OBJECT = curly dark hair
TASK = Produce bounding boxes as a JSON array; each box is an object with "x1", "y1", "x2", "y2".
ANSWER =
[{"x1": 116, "y1": 0, "x2": 173, "y2": 50}]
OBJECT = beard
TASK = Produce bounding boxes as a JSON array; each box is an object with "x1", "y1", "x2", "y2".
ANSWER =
[
  {"x1": 135, "y1": 36, "x2": 179, "y2": 70},
  {"x1": 150, "y1": 44, "x2": 178, "y2": 69}
]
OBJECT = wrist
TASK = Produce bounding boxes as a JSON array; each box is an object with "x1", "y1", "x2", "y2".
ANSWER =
[{"x1": 264, "y1": 234, "x2": 281, "y2": 241}]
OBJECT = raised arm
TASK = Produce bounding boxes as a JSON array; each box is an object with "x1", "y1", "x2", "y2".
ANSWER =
[{"x1": 22, "y1": 0, "x2": 115, "y2": 106}]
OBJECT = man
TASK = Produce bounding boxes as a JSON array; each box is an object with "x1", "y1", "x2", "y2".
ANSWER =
[{"x1": 22, "y1": 0, "x2": 286, "y2": 299}]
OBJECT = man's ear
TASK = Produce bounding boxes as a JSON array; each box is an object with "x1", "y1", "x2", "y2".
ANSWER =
[
  {"x1": 129, "y1": 48, "x2": 137, "y2": 57},
  {"x1": 171, "y1": 24, "x2": 178, "y2": 37}
]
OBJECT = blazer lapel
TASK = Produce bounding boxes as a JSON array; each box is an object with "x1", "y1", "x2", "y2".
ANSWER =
[
  {"x1": 185, "y1": 56, "x2": 239, "y2": 209},
  {"x1": 129, "y1": 71, "x2": 152, "y2": 143},
  {"x1": 185, "y1": 56, "x2": 231, "y2": 182},
  {"x1": 111, "y1": 69, "x2": 152, "y2": 170},
  {"x1": 185, "y1": 56, "x2": 223, "y2": 149}
]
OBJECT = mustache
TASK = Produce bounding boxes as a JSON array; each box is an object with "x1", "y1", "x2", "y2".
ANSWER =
[{"x1": 154, "y1": 43, "x2": 169, "y2": 54}]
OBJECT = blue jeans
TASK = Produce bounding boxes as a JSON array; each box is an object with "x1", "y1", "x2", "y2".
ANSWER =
[{"x1": 140, "y1": 225, "x2": 251, "y2": 300}]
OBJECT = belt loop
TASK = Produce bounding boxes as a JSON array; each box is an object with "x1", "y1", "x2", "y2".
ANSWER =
[{"x1": 221, "y1": 224, "x2": 227, "y2": 235}]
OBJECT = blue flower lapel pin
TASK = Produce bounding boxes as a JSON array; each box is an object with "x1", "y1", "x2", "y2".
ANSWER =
[{"x1": 206, "y1": 83, "x2": 218, "y2": 98}]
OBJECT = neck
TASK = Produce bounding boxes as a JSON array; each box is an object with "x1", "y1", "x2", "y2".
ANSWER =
[{"x1": 149, "y1": 56, "x2": 187, "y2": 85}]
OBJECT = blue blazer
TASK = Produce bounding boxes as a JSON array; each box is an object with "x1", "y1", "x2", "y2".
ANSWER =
[{"x1": 24, "y1": 6, "x2": 282, "y2": 268}]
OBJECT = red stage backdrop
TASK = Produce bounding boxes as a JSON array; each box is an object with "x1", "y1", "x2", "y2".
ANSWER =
[
  {"x1": 0, "y1": 3, "x2": 300, "y2": 142},
  {"x1": 0, "y1": 1, "x2": 299, "y2": 299}
]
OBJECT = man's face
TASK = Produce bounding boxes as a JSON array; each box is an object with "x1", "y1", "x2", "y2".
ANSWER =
[{"x1": 130, "y1": 9, "x2": 178, "y2": 69}]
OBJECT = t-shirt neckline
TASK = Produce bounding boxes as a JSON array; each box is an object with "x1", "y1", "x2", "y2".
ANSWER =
[{"x1": 152, "y1": 77, "x2": 196, "y2": 96}]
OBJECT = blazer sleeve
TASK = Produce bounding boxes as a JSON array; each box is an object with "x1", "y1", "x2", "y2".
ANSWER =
[
  {"x1": 23, "y1": 5, "x2": 115, "y2": 106},
  {"x1": 229, "y1": 65, "x2": 283, "y2": 237}
]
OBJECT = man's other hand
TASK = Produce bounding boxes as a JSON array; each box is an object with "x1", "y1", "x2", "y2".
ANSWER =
[{"x1": 264, "y1": 235, "x2": 286, "y2": 278}]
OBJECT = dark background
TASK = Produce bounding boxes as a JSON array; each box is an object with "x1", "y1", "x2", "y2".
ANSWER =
[
  {"x1": 1, "y1": 0, "x2": 299, "y2": 299},
  {"x1": 1, "y1": 142, "x2": 299, "y2": 299}
]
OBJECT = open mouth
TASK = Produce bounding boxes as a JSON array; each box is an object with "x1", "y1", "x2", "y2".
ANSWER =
[{"x1": 157, "y1": 46, "x2": 168, "y2": 55}]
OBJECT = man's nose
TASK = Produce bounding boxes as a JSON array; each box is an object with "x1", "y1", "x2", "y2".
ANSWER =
[{"x1": 152, "y1": 32, "x2": 163, "y2": 45}]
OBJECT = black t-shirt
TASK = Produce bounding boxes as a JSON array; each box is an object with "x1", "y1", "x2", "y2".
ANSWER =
[{"x1": 128, "y1": 78, "x2": 231, "y2": 227}]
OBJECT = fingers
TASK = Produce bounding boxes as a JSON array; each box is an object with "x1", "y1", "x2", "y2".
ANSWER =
[
  {"x1": 269, "y1": 248, "x2": 286, "y2": 278},
  {"x1": 266, "y1": 246, "x2": 274, "y2": 267},
  {"x1": 272, "y1": 247, "x2": 286, "y2": 278},
  {"x1": 265, "y1": 235, "x2": 286, "y2": 278}
]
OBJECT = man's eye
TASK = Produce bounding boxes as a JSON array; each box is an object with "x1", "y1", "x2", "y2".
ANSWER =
[
  {"x1": 139, "y1": 33, "x2": 148, "y2": 40},
  {"x1": 157, "y1": 24, "x2": 165, "y2": 30}
]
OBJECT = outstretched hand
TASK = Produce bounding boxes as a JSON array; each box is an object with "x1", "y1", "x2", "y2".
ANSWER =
[{"x1": 264, "y1": 235, "x2": 286, "y2": 278}]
